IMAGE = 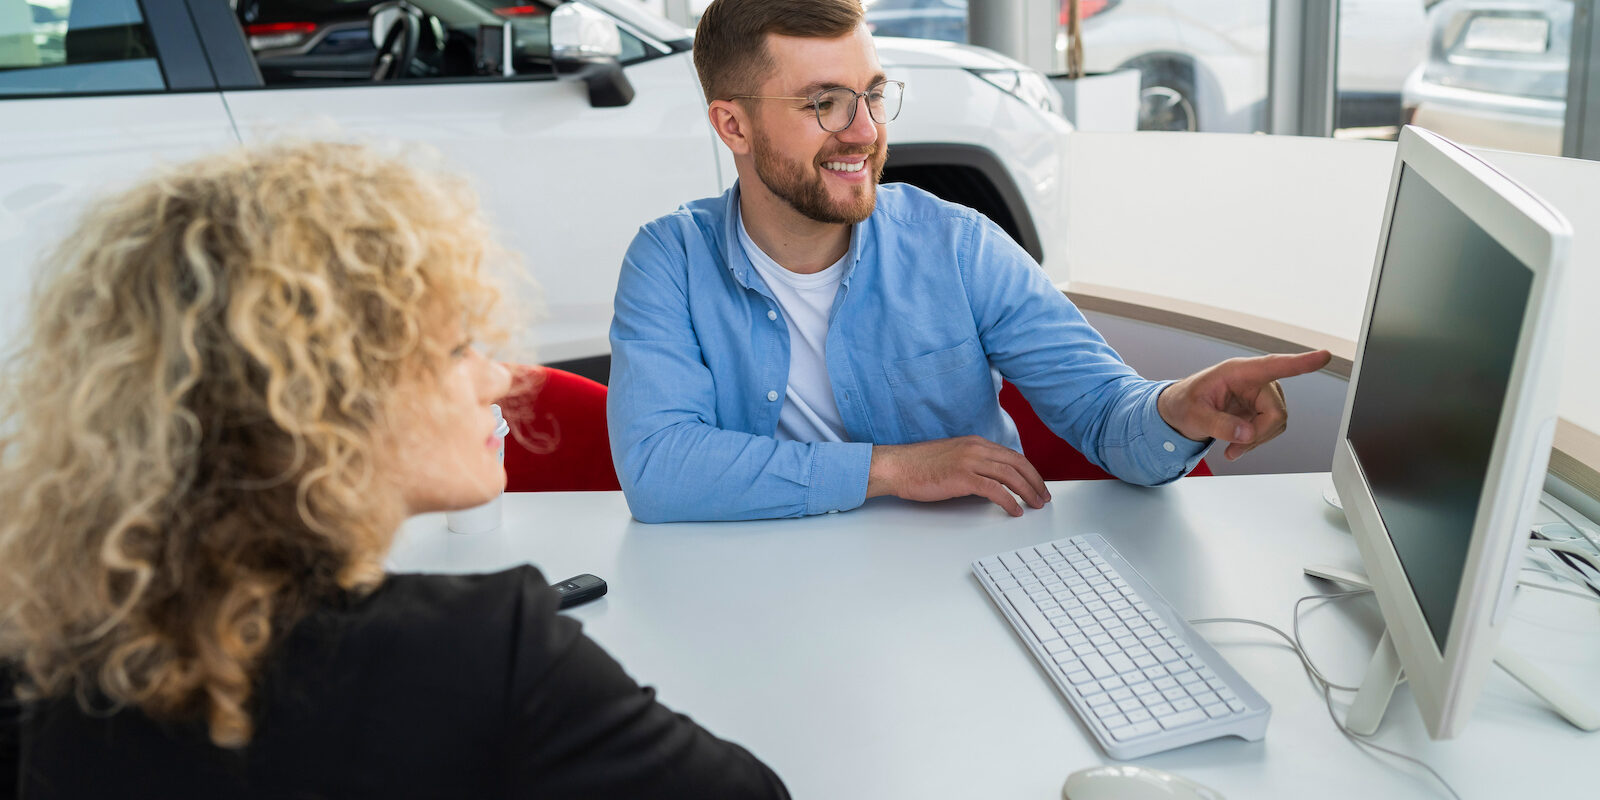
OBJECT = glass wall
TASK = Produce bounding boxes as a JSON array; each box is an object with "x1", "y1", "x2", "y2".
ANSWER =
[{"x1": 1336, "y1": 0, "x2": 1572, "y2": 155}]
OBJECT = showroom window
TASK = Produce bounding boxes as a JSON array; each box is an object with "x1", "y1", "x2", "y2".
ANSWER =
[
  {"x1": 0, "y1": 0, "x2": 164, "y2": 95},
  {"x1": 1055, "y1": 0, "x2": 1273, "y2": 133},
  {"x1": 865, "y1": 0, "x2": 969, "y2": 43},
  {"x1": 1335, "y1": 0, "x2": 1573, "y2": 155}
]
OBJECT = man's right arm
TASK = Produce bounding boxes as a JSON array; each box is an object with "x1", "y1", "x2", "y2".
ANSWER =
[{"x1": 607, "y1": 225, "x2": 871, "y2": 523}]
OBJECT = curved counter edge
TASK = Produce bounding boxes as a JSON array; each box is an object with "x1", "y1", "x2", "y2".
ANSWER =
[{"x1": 1065, "y1": 282, "x2": 1600, "y2": 504}]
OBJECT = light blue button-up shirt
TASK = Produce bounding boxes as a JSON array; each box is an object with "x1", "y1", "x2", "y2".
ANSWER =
[{"x1": 608, "y1": 183, "x2": 1207, "y2": 523}]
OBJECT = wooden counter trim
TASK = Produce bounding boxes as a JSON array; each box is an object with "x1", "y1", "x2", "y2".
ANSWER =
[{"x1": 1064, "y1": 282, "x2": 1600, "y2": 501}]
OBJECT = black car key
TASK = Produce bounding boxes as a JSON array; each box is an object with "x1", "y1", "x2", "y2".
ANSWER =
[{"x1": 553, "y1": 573, "x2": 608, "y2": 609}]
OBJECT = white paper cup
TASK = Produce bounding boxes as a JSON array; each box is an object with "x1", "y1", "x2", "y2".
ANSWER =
[{"x1": 446, "y1": 406, "x2": 512, "y2": 534}]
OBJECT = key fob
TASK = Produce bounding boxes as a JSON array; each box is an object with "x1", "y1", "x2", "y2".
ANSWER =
[{"x1": 553, "y1": 573, "x2": 607, "y2": 609}]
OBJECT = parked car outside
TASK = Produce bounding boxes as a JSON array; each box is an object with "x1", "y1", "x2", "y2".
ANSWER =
[
  {"x1": 1402, "y1": 0, "x2": 1571, "y2": 155},
  {"x1": 2, "y1": 0, "x2": 1073, "y2": 381},
  {"x1": 863, "y1": 0, "x2": 1428, "y2": 134}
]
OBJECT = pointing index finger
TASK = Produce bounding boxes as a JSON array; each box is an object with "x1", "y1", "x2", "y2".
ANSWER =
[{"x1": 1231, "y1": 350, "x2": 1332, "y2": 384}]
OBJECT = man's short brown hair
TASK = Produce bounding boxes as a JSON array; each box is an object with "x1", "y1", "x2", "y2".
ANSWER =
[{"x1": 692, "y1": 0, "x2": 866, "y2": 103}]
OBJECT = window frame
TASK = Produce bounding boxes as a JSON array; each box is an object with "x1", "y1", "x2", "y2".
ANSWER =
[{"x1": 0, "y1": 0, "x2": 215, "y2": 101}]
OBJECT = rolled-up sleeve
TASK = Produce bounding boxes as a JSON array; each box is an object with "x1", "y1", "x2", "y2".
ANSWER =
[{"x1": 957, "y1": 214, "x2": 1208, "y2": 485}]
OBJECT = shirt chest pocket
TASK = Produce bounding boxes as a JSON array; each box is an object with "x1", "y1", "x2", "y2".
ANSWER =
[{"x1": 884, "y1": 336, "x2": 995, "y2": 440}]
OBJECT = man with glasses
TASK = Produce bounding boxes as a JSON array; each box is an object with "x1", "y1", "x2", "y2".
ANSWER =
[{"x1": 607, "y1": 0, "x2": 1329, "y2": 522}]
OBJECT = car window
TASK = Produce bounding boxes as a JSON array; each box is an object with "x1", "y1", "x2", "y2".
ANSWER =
[
  {"x1": 0, "y1": 0, "x2": 163, "y2": 96},
  {"x1": 238, "y1": 0, "x2": 656, "y2": 87}
]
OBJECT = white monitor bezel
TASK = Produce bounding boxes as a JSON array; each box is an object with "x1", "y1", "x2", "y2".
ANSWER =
[{"x1": 1331, "y1": 125, "x2": 1569, "y2": 739}]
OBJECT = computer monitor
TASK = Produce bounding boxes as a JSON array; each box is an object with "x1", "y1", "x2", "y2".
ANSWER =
[{"x1": 1330, "y1": 125, "x2": 1569, "y2": 739}]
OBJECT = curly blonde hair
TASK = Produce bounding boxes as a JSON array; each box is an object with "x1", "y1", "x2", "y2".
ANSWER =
[{"x1": 0, "y1": 140, "x2": 512, "y2": 748}]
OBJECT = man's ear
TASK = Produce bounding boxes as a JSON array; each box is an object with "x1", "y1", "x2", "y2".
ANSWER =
[{"x1": 708, "y1": 100, "x2": 754, "y2": 157}]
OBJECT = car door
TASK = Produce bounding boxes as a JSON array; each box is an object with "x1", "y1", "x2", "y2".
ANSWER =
[
  {"x1": 0, "y1": 0, "x2": 240, "y2": 343},
  {"x1": 213, "y1": 0, "x2": 720, "y2": 364}
]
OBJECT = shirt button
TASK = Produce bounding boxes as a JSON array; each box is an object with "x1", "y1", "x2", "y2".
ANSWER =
[
  {"x1": 767, "y1": 390, "x2": 778, "y2": 402},
  {"x1": 1163, "y1": 441, "x2": 1176, "y2": 453},
  {"x1": 767, "y1": 309, "x2": 778, "y2": 321},
  {"x1": 827, "y1": 509, "x2": 839, "y2": 514}
]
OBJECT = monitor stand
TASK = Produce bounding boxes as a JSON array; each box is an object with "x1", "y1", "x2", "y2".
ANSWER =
[{"x1": 1302, "y1": 564, "x2": 1600, "y2": 734}]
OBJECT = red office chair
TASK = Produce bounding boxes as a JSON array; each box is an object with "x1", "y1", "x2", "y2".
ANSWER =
[
  {"x1": 500, "y1": 366, "x2": 621, "y2": 492},
  {"x1": 999, "y1": 381, "x2": 1212, "y2": 481}
]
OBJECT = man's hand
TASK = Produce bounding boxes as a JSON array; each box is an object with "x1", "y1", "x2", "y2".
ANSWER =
[
  {"x1": 1158, "y1": 350, "x2": 1332, "y2": 461},
  {"x1": 867, "y1": 436, "x2": 1050, "y2": 517}
]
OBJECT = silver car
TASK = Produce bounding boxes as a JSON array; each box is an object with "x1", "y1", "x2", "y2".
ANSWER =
[{"x1": 1402, "y1": 0, "x2": 1572, "y2": 155}]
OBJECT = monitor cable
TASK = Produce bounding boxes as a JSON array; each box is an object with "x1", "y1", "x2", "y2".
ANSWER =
[{"x1": 1189, "y1": 590, "x2": 1461, "y2": 800}]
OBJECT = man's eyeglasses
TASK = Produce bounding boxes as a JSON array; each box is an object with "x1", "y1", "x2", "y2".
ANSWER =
[{"x1": 729, "y1": 80, "x2": 906, "y2": 133}]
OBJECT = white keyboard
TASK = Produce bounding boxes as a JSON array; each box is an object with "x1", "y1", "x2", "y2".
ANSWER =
[{"x1": 974, "y1": 534, "x2": 1270, "y2": 759}]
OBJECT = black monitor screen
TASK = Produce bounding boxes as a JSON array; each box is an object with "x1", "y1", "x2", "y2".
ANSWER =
[{"x1": 1346, "y1": 164, "x2": 1531, "y2": 654}]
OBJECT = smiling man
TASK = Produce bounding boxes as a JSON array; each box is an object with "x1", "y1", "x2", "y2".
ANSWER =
[{"x1": 606, "y1": 0, "x2": 1329, "y2": 523}]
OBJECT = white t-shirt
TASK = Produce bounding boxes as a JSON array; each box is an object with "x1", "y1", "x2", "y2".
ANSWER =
[{"x1": 737, "y1": 213, "x2": 851, "y2": 443}]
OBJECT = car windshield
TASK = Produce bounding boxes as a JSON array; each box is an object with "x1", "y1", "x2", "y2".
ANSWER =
[{"x1": 579, "y1": 0, "x2": 690, "y2": 42}]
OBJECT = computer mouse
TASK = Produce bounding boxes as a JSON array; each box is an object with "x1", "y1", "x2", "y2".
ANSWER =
[{"x1": 1062, "y1": 765, "x2": 1224, "y2": 800}]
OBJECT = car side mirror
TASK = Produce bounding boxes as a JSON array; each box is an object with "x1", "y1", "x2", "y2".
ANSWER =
[{"x1": 550, "y1": 2, "x2": 634, "y2": 108}]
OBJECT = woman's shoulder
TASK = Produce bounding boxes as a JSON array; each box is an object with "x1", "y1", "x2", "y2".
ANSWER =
[{"x1": 288, "y1": 565, "x2": 579, "y2": 686}]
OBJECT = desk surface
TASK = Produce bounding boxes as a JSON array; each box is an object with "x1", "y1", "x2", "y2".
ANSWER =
[{"x1": 390, "y1": 473, "x2": 1598, "y2": 798}]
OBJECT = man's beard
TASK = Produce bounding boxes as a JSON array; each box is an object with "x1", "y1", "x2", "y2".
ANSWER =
[{"x1": 751, "y1": 127, "x2": 886, "y2": 225}]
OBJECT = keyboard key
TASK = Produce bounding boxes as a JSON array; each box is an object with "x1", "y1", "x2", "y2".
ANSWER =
[
  {"x1": 1080, "y1": 653, "x2": 1113, "y2": 679},
  {"x1": 1158, "y1": 708, "x2": 1208, "y2": 730},
  {"x1": 1162, "y1": 687, "x2": 1188, "y2": 702},
  {"x1": 1147, "y1": 702, "x2": 1175, "y2": 718},
  {"x1": 1002, "y1": 587, "x2": 1061, "y2": 643},
  {"x1": 1108, "y1": 721, "x2": 1162, "y2": 741},
  {"x1": 1153, "y1": 676, "x2": 1178, "y2": 691},
  {"x1": 1084, "y1": 691, "x2": 1114, "y2": 709},
  {"x1": 998, "y1": 552, "x2": 1024, "y2": 571},
  {"x1": 1150, "y1": 645, "x2": 1180, "y2": 663},
  {"x1": 1099, "y1": 676, "x2": 1126, "y2": 691},
  {"x1": 1108, "y1": 686, "x2": 1134, "y2": 701},
  {"x1": 1129, "y1": 681, "x2": 1158, "y2": 698},
  {"x1": 1192, "y1": 691, "x2": 1221, "y2": 707},
  {"x1": 1043, "y1": 638, "x2": 1071, "y2": 654},
  {"x1": 1053, "y1": 651, "x2": 1079, "y2": 666},
  {"x1": 1177, "y1": 672, "x2": 1205, "y2": 687},
  {"x1": 1133, "y1": 655, "x2": 1158, "y2": 670},
  {"x1": 1203, "y1": 703, "x2": 1231, "y2": 719},
  {"x1": 1127, "y1": 709, "x2": 1153, "y2": 724},
  {"x1": 1171, "y1": 698, "x2": 1199, "y2": 713},
  {"x1": 1065, "y1": 669, "x2": 1095, "y2": 686},
  {"x1": 1115, "y1": 697, "x2": 1143, "y2": 714},
  {"x1": 1102, "y1": 713, "x2": 1130, "y2": 729},
  {"x1": 1105, "y1": 653, "x2": 1138, "y2": 675},
  {"x1": 1226, "y1": 698, "x2": 1247, "y2": 713}
]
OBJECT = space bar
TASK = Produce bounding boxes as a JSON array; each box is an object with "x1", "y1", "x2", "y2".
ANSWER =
[{"x1": 1002, "y1": 587, "x2": 1058, "y2": 642}]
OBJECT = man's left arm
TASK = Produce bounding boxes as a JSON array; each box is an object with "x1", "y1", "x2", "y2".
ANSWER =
[{"x1": 958, "y1": 214, "x2": 1326, "y2": 483}]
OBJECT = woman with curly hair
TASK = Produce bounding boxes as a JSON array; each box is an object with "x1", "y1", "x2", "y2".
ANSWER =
[{"x1": 0, "y1": 141, "x2": 787, "y2": 799}]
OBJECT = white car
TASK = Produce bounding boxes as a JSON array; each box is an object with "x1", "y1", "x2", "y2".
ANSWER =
[
  {"x1": 0, "y1": 0, "x2": 1071, "y2": 381},
  {"x1": 862, "y1": 0, "x2": 1429, "y2": 133},
  {"x1": 1402, "y1": 0, "x2": 1571, "y2": 156}
]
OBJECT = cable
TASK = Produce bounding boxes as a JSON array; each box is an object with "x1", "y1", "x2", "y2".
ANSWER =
[
  {"x1": 1189, "y1": 591, "x2": 1461, "y2": 800},
  {"x1": 1518, "y1": 578, "x2": 1600, "y2": 605},
  {"x1": 1537, "y1": 497, "x2": 1600, "y2": 551}
]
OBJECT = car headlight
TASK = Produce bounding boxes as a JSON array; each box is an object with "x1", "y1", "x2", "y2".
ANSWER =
[{"x1": 969, "y1": 68, "x2": 1063, "y2": 116}]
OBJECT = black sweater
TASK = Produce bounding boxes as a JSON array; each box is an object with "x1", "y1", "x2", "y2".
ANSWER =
[{"x1": 1, "y1": 566, "x2": 788, "y2": 799}]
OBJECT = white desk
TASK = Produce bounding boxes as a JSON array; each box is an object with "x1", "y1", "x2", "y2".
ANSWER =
[{"x1": 390, "y1": 473, "x2": 1599, "y2": 798}]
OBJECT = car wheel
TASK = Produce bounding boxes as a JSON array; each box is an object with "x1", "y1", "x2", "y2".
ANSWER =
[{"x1": 1137, "y1": 65, "x2": 1198, "y2": 132}]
